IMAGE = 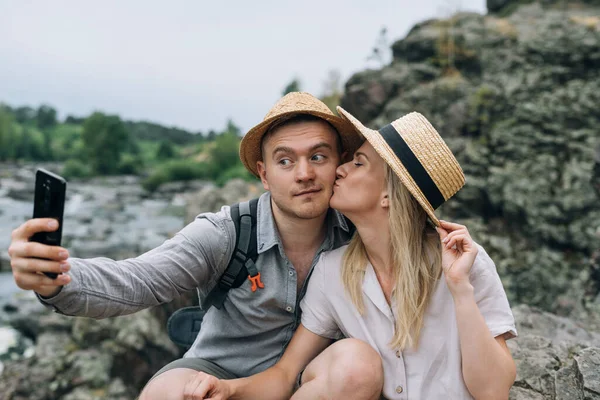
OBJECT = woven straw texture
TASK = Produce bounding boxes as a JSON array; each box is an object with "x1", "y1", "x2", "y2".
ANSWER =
[{"x1": 337, "y1": 106, "x2": 464, "y2": 226}]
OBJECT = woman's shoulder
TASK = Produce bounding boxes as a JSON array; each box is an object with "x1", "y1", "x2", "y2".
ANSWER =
[{"x1": 469, "y1": 242, "x2": 500, "y2": 279}]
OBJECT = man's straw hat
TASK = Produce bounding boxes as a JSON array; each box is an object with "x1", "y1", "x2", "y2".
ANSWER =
[
  {"x1": 240, "y1": 92, "x2": 363, "y2": 177},
  {"x1": 337, "y1": 106, "x2": 465, "y2": 226}
]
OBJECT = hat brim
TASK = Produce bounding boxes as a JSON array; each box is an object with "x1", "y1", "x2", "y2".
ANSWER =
[
  {"x1": 240, "y1": 110, "x2": 363, "y2": 178},
  {"x1": 336, "y1": 106, "x2": 441, "y2": 227}
]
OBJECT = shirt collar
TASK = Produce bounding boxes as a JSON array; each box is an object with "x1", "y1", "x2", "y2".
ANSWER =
[
  {"x1": 363, "y1": 264, "x2": 395, "y2": 322},
  {"x1": 256, "y1": 191, "x2": 351, "y2": 255}
]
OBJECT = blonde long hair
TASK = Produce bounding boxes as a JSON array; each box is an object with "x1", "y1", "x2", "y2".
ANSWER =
[{"x1": 341, "y1": 164, "x2": 442, "y2": 350}]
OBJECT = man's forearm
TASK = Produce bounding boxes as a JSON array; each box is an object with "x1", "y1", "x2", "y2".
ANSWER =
[
  {"x1": 37, "y1": 257, "x2": 167, "y2": 318},
  {"x1": 453, "y1": 285, "x2": 516, "y2": 399}
]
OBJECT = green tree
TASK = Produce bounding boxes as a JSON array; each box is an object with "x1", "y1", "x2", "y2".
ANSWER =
[
  {"x1": 225, "y1": 119, "x2": 241, "y2": 137},
  {"x1": 0, "y1": 107, "x2": 16, "y2": 160},
  {"x1": 82, "y1": 112, "x2": 130, "y2": 175},
  {"x1": 282, "y1": 78, "x2": 301, "y2": 96},
  {"x1": 65, "y1": 115, "x2": 85, "y2": 124},
  {"x1": 210, "y1": 132, "x2": 242, "y2": 173},
  {"x1": 15, "y1": 128, "x2": 32, "y2": 159},
  {"x1": 28, "y1": 129, "x2": 49, "y2": 160},
  {"x1": 14, "y1": 106, "x2": 36, "y2": 124},
  {"x1": 36, "y1": 104, "x2": 57, "y2": 129},
  {"x1": 156, "y1": 140, "x2": 176, "y2": 159}
]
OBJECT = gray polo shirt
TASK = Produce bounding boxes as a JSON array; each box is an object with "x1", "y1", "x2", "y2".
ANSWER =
[{"x1": 38, "y1": 192, "x2": 352, "y2": 376}]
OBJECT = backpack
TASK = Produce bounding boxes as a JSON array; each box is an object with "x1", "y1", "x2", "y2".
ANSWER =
[{"x1": 167, "y1": 198, "x2": 260, "y2": 349}]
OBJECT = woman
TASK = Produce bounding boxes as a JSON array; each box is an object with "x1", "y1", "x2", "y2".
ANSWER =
[{"x1": 183, "y1": 109, "x2": 517, "y2": 399}]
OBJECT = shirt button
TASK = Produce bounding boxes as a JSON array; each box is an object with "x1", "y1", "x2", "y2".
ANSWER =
[
  {"x1": 396, "y1": 385, "x2": 403, "y2": 394},
  {"x1": 289, "y1": 270, "x2": 294, "y2": 276},
  {"x1": 286, "y1": 306, "x2": 293, "y2": 312},
  {"x1": 396, "y1": 350, "x2": 401, "y2": 358}
]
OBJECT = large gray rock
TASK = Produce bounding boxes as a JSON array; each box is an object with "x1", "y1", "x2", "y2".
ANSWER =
[
  {"x1": 576, "y1": 347, "x2": 600, "y2": 399},
  {"x1": 593, "y1": 144, "x2": 600, "y2": 198},
  {"x1": 0, "y1": 302, "x2": 179, "y2": 399},
  {"x1": 509, "y1": 335, "x2": 561, "y2": 398},
  {"x1": 512, "y1": 305, "x2": 600, "y2": 347},
  {"x1": 555, "y1": 361, "x2": 585, "y2": 400},
  {"x1": 507, "y1": 305, "x2": 600, "y2": 399},
  {"x1": 488, "y1": 0, "x2": 600, "y2": 16}
]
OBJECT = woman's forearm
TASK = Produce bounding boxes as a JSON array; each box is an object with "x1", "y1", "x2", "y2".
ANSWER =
[
  {"x1": 227, "y1": 365, "x2": 296, "y2": 400},
  {"x1": 452, "y1": 285, "x2": 516, "y2": 400}
]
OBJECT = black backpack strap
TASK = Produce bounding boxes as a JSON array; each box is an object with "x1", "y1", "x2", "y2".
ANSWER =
[{"x1": 201, "y1": 198, "x2": 260, "y2": 310}]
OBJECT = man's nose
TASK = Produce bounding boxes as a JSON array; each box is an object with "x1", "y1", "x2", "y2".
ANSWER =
[{"x1": 296, "y1": 159, "x2": 316, "y2": 181}]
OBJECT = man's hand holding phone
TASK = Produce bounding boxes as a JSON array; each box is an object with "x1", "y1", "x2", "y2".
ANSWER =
[{"x1": 9, "y1": 218, "x2": 71, "y2": 298}]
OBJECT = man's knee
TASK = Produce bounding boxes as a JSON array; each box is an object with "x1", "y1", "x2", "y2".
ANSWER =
[{"x1": 139, "y1": 368, "x2": 198, "y2": 400}]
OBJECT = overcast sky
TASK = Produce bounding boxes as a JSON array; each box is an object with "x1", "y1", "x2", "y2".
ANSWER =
[{"x1": 0, "y1": 1, "x2": 487, "y2": 134}]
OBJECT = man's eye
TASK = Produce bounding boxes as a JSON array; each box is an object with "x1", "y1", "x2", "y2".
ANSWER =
[
  {"x1": 279, "y1": 159, "x2": 291, "y2": 166},
  {"x1": 312, "y1": 154, "x2": 326, "y2": 162}
]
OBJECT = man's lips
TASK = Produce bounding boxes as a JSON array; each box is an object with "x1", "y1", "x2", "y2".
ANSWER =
[{"x1": 294, "y1": 188, "x2": 321, "y2": 196}]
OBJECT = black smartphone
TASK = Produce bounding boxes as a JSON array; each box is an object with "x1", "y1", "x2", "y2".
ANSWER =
[{"x1": 30, "y1": 168, "x2": 67, "y2": 279}]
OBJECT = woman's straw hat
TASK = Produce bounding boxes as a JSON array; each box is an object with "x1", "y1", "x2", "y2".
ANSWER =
[
  {"x1": 240, "y1": 92, "x2": 363, "y2": 177},
  {"x1": 337, "y1": 106, "x2": 465, "y2": 226}
]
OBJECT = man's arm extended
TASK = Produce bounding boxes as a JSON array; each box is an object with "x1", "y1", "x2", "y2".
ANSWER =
[{"x1": 10, "y1": 212, "x2": 235, "y2": 318}]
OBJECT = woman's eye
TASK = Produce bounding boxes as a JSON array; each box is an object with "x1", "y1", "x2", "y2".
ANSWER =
[{"x1": 354, "y1": 162, "x2": 363, "y2": 167}]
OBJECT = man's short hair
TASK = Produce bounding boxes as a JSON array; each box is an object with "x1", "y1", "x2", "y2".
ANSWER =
[{"x1": 260, "y1": 114, "x2": 343, "y2": 160}]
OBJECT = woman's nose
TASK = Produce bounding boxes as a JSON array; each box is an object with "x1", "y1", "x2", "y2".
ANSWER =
[{"x1": 336, "y1": 162, "x2": 349, "y2": 179}]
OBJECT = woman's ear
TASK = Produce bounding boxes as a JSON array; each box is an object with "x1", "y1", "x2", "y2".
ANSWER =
[{"x1": 381, "y1": 193, "x2": 389, "y2": 209}]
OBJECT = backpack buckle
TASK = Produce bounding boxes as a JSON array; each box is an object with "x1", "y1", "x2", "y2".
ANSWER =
[{"x1": 248, "y1": 272, "x2": 265, "y2": 292}]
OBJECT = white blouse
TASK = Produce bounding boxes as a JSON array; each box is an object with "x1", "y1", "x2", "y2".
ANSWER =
[{"x1": 300, "y1": 244, "x2": 517, "y2": 400}]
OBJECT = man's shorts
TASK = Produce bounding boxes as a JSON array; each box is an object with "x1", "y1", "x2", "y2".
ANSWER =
[{"x1": 149, "y1": 358, "x2": 237, "y2": 382}]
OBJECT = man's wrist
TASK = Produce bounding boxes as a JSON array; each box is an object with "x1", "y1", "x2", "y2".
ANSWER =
[
  {"x1": 36, "y1": 286, "x2": 62, "y2": 299},
  {"x1": 227, "y1": 378, "x2": 244, "y2": 400}
]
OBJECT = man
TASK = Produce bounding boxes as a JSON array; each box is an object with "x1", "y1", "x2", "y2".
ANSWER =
[{"x1": 8, "y1": 92, "x2": 383, "y2": 399}]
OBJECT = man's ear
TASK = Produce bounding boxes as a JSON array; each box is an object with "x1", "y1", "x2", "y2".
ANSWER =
[{"x1": 256, "y1": 161, "x2": 269, "y2": 191}]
